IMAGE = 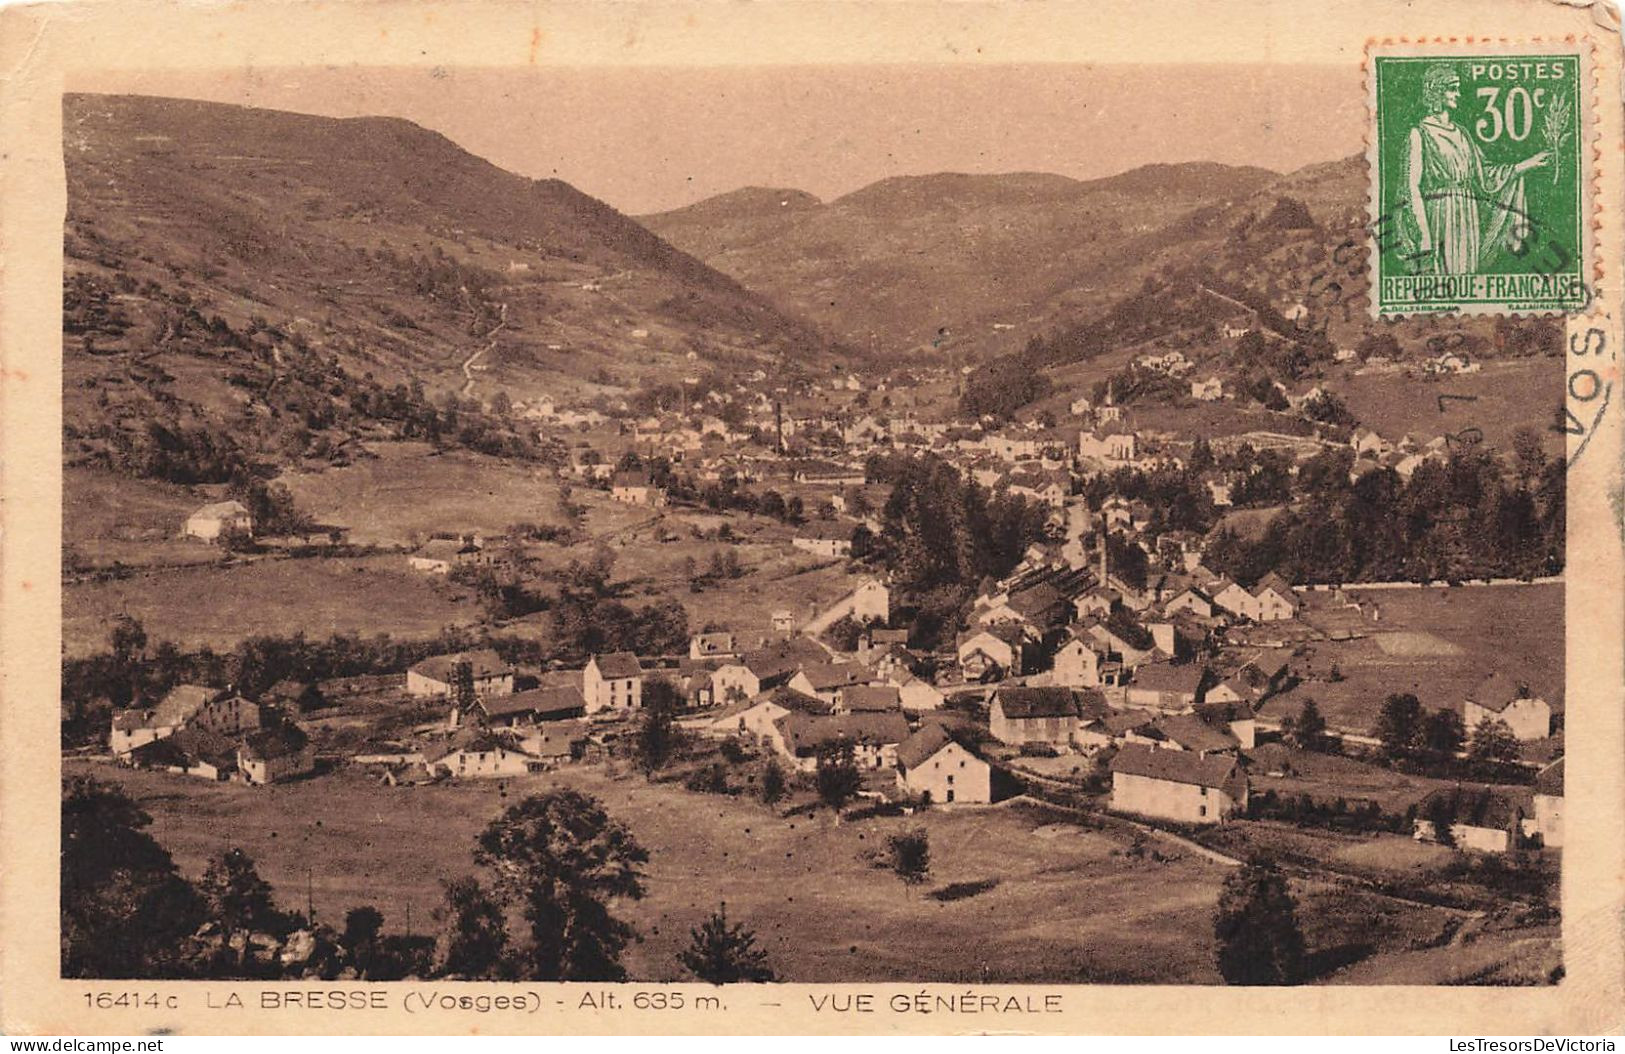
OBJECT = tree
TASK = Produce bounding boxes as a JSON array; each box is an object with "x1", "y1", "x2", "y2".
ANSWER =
[
  {"x1": 1469, "y1": 716, "x2": 1521, "y2": 762},
  {"x1": 198, "y1": 848, "x2": 279, "y2": 972},
  {"x1": 1374, "y1": 692, "x2": 1424, "y2": 757},
  {"x1": 1213, "y1": 857, "x2": 1307, "y2": 985},
  {"x1": 759, "y1": 758, "x2": 787, "y2": 805},
  {"x1": 61, "y1": 777, "x2": 201, "y2": 978},
  {"x1": 452, "y1": 661, "x2": 478, "y2": 723},
  {"x1": 814, "y1": 739, "x2": 863, "y2": 812},
  {"x1": 634, "y1": 686, "x2": 683, "y2": 776},
  {"x1": 1421, "y1": 708, "x2": 1466, "y2": 757},
  {"x1": 1424, "y1": 795, "x2": 1458, "y2": 848},
  {"x1": 886, "y1": 828, "x2": 931, "y2": 889},
  {"x1": 432, "y1": 876, "x2": 509, "y2": 979},
  {"x1": 678, "y1": 905, "x2": 777, "y2": 983},
  {"x1": 342, "y1": 905, "x2": 385, "y2": 977},
  {"x1": 1512, "y1": 425, "x2": 1547, "y2": 482},
  {"x1": 474, "y1": 791, "x2": 649, "y2": 981},
  {"x1": 1286, "y1": 698, "x2": 1327, "y2": 752}
]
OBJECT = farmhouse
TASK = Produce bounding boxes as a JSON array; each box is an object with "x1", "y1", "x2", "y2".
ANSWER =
[
  {"x1": 124, "y1": 728, "x2": 238, "y2": 781},
  {"x1": 837, "y1": 684, "x2": 902, "y2": 714},
  {"x1": 406, "y1": 650, "x2": 515, "y2": 700},
  {"x1": 610, "y1": 471, "x2": 668, "y2": 507},
  {"x1": 957, "y1": 626, "x2": 1025, "y2": 682},
  {"x1": 989, "y1": 687, "x2": 1081, "y2": 749},
  {"x1": 1414, "y1": 787, "x2": 1526, "y2": 853},
  {"x1": 1464, "y1": 672, "x2": 1552, "y2": 741},
  {"x1": 895, "y1": 725, "x2": 992, "y2": 805},
  {"x1": 237, "y1": 724, "x2": 315, "y2": 785},
  {"x1": 423, "y1": 729, "x2": 534, "y2": 780},
  {"x1": 407, "y1": 537, "x2": 483, "y2": 574},
  {"x1": 110, "y1": 684, "x2": 259, "y2": 755},
  {"x1": 519, "y1": 720, "x2": 590, "y2": 766},
  {"x1": 1109, "y1": 744, "x2": 1247, "y2": 825},
  {"x1": 791, "y1": 520, "x2": 854, "y2": 558},
  {"x1": 789, "y1": 661, "x2": 873, "y2": 704},
  {"x1": 583, "y1": 652, "x2": 644, "y2": 713},
  {"x1": 1050, "y1": 634, "x2": 1107, "y2": 688},
  {"x1": 773, "y1": 710, "x2": 911, "y2": 771},
  {"x1": 464, "y1": 684, "x2": 587, "y2": 728},
  {"x1": 183, "y1": 500, "x2": 254, "y2": 543},
  {"x1": 1124, "y1": 663, "x2": 1206, "y2": 712}
]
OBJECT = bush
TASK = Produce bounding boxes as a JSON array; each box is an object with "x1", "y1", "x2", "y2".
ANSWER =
[{"x1": 684, "y1": 763, "x2": 733, "y2": 796}]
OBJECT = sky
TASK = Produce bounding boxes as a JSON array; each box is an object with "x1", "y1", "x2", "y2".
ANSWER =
[{"x1": 71, "y1": 64, "x2": 1364, "y2": 215}]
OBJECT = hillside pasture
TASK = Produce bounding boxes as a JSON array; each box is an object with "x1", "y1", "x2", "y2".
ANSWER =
[
  {"x1": 1263, "y1": 582, "x2": 1563, "y2": 735},
  {"x1": 277, "y1": 442, "x2": 569, "y2": 546},
  {"x1": 62, "y1": 553, "x2": 481, "y2": 658},
  {"x1": 1335, "y1": 358, "x2": 1562, "y2": 459},
  {"x1": 65, "y1": 760, "x2": 1233, "y2": 984},
  {"x1": 63, "y1": 468, "x2": 226, "y2": 570}
]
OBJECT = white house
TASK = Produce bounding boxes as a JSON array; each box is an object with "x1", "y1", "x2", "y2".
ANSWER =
[
  {"x1": 237, "y1": 725, "x2": 315, "y2": 785},
  {"x1": 1464, "y1": 672, "x2": 1552, "y2": 741},
  {"x1": 424, "y1": 730, "x2": 535, "y2": 780},
  {"x1": 583, "y1": 652, "x2": 644, "y2": 714},
  {"x1": 1109, "y1": 744, "x2": 1247, "y2": 825},
  {"x1": 895, "y1": 726, "x2": 992, "y2": 805},
  {"x1": 183, "y1": 500, "x2": 254, "y2": 543},
  {"x1": 610, "y1": 471, "x2": 667, "y2": 507},
  {"x1": 406, "y1": 650, "x2": 515, "y2": 700}
]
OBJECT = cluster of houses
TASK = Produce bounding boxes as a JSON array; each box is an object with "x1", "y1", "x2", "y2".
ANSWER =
[{"x1": 109, "y1": 684, "x2": 315, "y2": 784}]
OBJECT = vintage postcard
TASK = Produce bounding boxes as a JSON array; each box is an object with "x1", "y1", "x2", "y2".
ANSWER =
[{"x1": 1, "y1": 0, "x2": 1622, "y2": 1038}]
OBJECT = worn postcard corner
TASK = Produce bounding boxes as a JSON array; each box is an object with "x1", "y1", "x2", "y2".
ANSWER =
[{"x1": 1, "y1": 0, "x2": 1623, "y2": 1038}]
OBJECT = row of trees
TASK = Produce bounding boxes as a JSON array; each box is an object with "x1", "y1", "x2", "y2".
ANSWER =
[{"x1": 1203, "y1": 446, "x2": 1564, "y2": 586}]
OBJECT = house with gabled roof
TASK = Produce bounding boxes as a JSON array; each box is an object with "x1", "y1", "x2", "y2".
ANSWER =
[
  {"x1": 610, "y1": 471, "x2": 667, "y2": 506},
  {"x1": 773, "y1": 710, "x2": 911, "y2": 772},
  {"x1": 423, "y1": 727, "x2": 534, "y2": 780},
  {"x1": 1109, "y1": 743, "x2": 1247, "y2": 824},
  {"x1": 1143, "y1": 713, "x2": 1238, "y2": 755},
  {"x1": 837, "y1": 684, "x2": 901, "y2": 715},
  {"x1": 183, "y1": 500, "x2": 253, "y2": 543},
  {"x1": 989, "y1": 686, "x2": 1082, "y2": 749},
  {"x1": 238, "y1": 724, "x2": 315, "y2": 785},
  {"x1": 895, "y1": 725, "x2": 992, "y2": 805},
  {"x1": 957, "y1": 625, "x2": 1025, "y2": 682},
  {"x1": 788, "y1": 661, "x2": 874, "y2": 705},
  {"x1": 1252, "y1": 573, "x2": 1299, "y2": 622},
  {"x1": 1464, "y1": 672, "x2": 1552, "y2": 741},
  {"x1": 584, "y1": 652, "x2": 644, "y2": 714},
  {"x1": 465, "y1": 684, "x2": 587, "y2": 729},
  {"x1": 407, "y1": 650, "x2": 515, "y2": 700},
  {"x1": 1125, "y1": 663, "x2": 1208, "y2": 712}
]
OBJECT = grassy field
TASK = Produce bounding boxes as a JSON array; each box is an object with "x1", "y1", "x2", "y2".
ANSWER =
[
  {"x1": 63, "y1": 468, "x2": 226, "y2": 570},
  {"x1": 277, "y1": 443, "x2": 569, "y2": 547},
  {"x1": 66, "y1": 759, "x2": 1236, "y2": 984},
  {"x1": 1262, "y1": 582, "x2": 1563, "y2": 735},
  {"x1": 1336, "y1": 358, "x2": 1563, "y2": 459},
  {"x1": 62, "y1": 554, "x2": 482, "y2": 658}
]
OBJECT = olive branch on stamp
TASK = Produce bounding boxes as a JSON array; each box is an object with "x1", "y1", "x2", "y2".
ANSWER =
[{"x1": 1366, "y1": 42, "x2": 1591, "y2": 317}]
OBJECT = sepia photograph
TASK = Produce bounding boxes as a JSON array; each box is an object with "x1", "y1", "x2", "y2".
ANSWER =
[{"x1": 2, "y1": 0, "x2": 1621, "y2": 1036}]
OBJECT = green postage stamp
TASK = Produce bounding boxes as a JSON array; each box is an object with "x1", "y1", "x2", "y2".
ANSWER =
[{"x1": 1368, "y1": 43, "x2": 1590, "y2": 316}]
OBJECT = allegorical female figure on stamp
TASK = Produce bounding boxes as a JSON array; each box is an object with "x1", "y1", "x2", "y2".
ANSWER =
[{"x1": 1403, "y1": 63, "x2": 1551, "y2": 274}]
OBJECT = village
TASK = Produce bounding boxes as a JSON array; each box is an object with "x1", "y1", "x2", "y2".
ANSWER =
[{"x1": 98, "y1": 316, "x2": 1565, "y2": 872}]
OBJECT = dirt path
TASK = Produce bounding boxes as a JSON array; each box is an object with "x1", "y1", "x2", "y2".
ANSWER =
[{"x1": 459, "y1": 302, "x2": 508, "y2": 399}]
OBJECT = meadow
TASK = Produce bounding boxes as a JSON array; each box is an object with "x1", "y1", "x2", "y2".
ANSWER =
[
  {"x1": 67, "y1": 759, "x2": 1233, "y2": 984},
  {"x1": 62, "y1": 553, "x2": 482, "y2": 658},
  {"x1": 1263, "y1": 581, "x2": 1564, "y2": 736}
]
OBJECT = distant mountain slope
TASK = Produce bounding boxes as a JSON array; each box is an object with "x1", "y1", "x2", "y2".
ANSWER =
[
  {"x1": 640, "y1": 163, "x2": 1278, "y2": 355},
  {"x1": 63, "y1": 93, "x2": 840, "y2": 483}
]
